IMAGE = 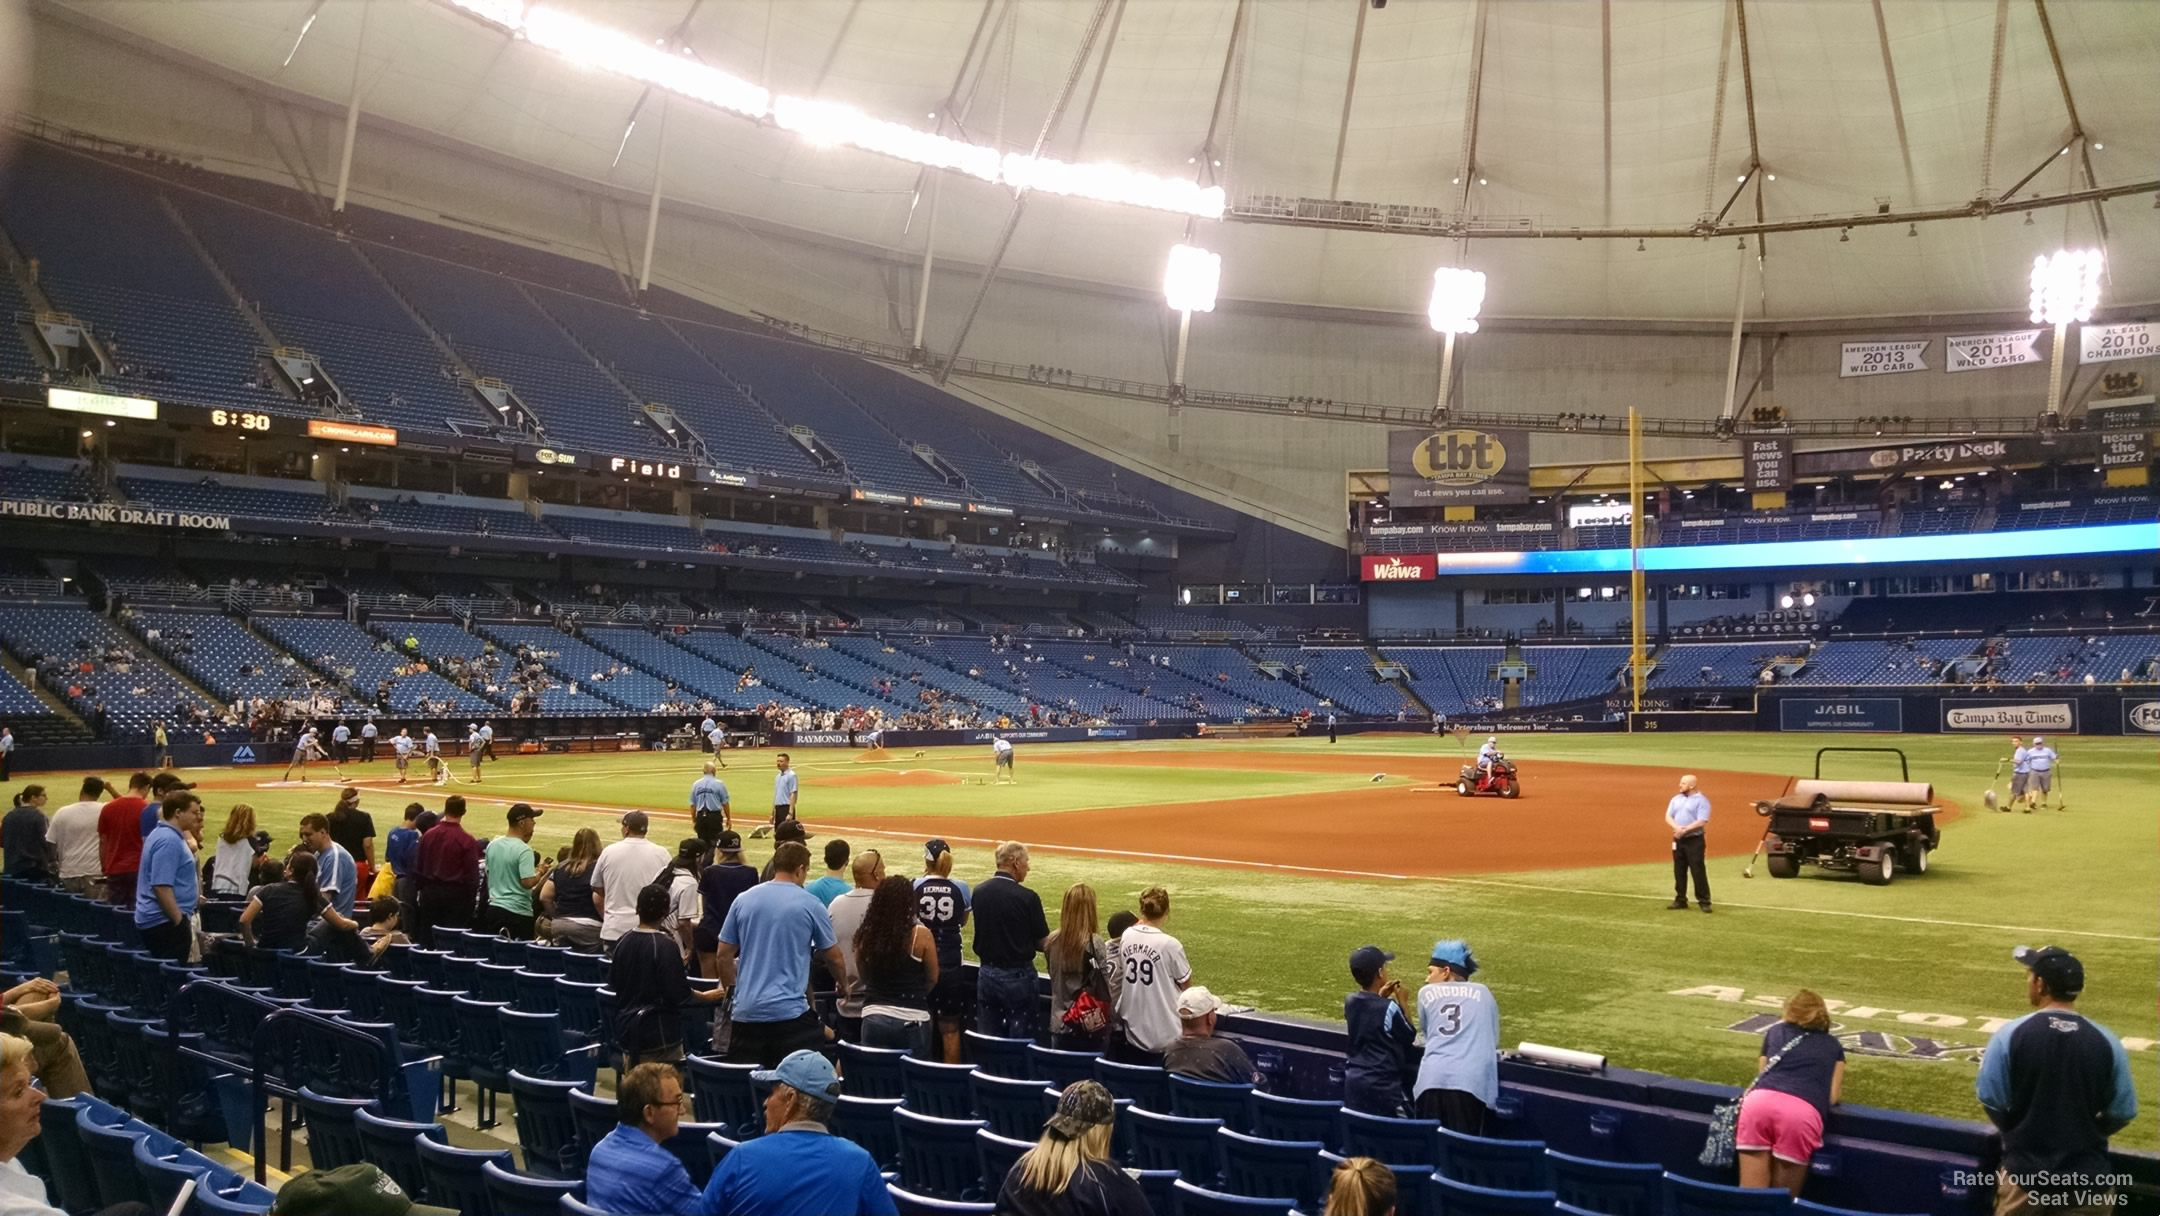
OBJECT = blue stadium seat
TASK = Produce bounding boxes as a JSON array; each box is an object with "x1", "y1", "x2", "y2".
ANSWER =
[
  {"x1": 887, "y1": 1184, "x2": 998, "y2": 1216},
  {"x1": 481, "y1": 1159, "x2": 583, "y2": 1216},
  {"x1": 1253, "y1": 1090, "x2": 1344, "y2": 1152},
  {"x1": 975, "y1": 1128, "x2": 1034, "y2": 1200},
  {"x1": 566, "y1": 1087, "x2": 617, "y2": 1160},
  {"x1": 1433, "y1": 1125, "x2": 1549, "y2": 1190},
  {"x1": 709, "y1": 1128, "x2": 743, "y2": 1166},
  {"x1": 964, "y1": 1031, "x2": 1033, "y2": 1078},
  {"x1": 969, "y1": 1071, "x2": 1051, "y2": 1141},
  {"x1": 1343, "y1": 1107, "x2": 1439, "y2": 1166},
  {"x1": 1793, "y1": 1201, "x2": 1924, "y2": 1216},
  {"x1": 33, "y1": 1094, "x2": 104, "y2": 1213},
  {"x1": 553, "y1": 978, "x2": 605, "y2": 1043},
  {"x1": 1170, "y1": 1074, "x2": 1258, "y2": 1133},
  {"x1": 893, "y1": 1108, "x2": 989, "y2": 1201},
  {"x1": 508, "y1": 1070, "x2": 586, "y2": 1179},
  {"x1": 194, "y1": 1176, "x2": 279, "y2": 1215},
  {"x1": 500, "y1": 1008, "x2": 598, "y2": 1086},
  {"x1": 661, "y1": 1121, "x2": 727, "y2": 1190},
  {"x1": 1128, "y1": 1107, "x2": 1224, "y2": 1187},
  {"x1": 1026, "y1": 1043, "x2": 1100, "y2": 1092},
  {"x1": 903, "y1": 1058, "x2": 978, "y2": 1120},
  {"x1": 1170, "y1": 1178, "x2": 1296, "y2": 1215},
  {"x1": 560, "y1": 1198, "x2": 617, "y2": 1216},
  {"x1": 76, "y1": 1105, "x2": 170, "y2": 1209},
  {"x1": 352, "y1": 1106, "x2": 447, "y2": 1200},
  {"x1": 1091, "y1": 1057, "x2": 1172, "y2": 1112},
  {"x1": 414, "y1": 1135, "x2": 513, "y2": 1212},
  {"x1": 1218, "y1": 1128, "x2": 1327, "y2": 1212},
  {"x1": 130, "y1": 1135, "x2": 224, "y2": 1214},
  {"x1": 454, "y1": 995, "x2": 512, "y2": 1127},
  {"x1": 1428, "y1": 1173, "x2": 1558, "y2": 1216},
  {"x1": 295, "y1": 1086, "x2": 377, "y2": 1171},
  {"x1": 838, "y1": 1041, "x2": 909, "y2": 1100},
  {"x1": 687, "y1": 1055, "x2": 762, "y2": 1137},
  {"x1": 1664, "y1": 1172, "x2": 1794, "y2": 1216},
  {"x1": 832, "y1": 1095, "x2": 904, "y2": 1172},
  {"x1": 513, "y1": 969, "x2": 558, "y2": 1014},
  {"x1": 1544, "y1": 1148, "x2": 1663, "y2": 1214}
]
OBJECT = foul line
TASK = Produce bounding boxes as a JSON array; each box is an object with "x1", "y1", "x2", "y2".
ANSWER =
[{"x1": 306, "y1": 781, "x2": 2156, "y2": 947}]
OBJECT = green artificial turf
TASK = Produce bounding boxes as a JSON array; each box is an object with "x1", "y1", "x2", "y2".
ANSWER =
[{"x1": 92, "y1": 731, "x2": 2159, "y2": 1143}]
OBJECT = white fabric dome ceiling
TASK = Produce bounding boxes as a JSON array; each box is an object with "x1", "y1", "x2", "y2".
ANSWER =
[{"x1": 55, "y1": 0, "x2": 2160, "y2": 322}]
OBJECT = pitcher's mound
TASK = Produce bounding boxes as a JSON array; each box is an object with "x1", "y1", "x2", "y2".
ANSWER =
[{"x1": 825, "y1": 769, "x2": 965, "y2": 788}]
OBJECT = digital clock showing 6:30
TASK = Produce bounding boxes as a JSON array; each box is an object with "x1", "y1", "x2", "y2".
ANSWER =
[{"x1": 208, "y1": 408, "x2": 275, "y2": 432}]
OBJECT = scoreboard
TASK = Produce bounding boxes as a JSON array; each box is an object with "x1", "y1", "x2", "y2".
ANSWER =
[{"x1": 44, "y1": 388, "x2": 396, "y2": 446}]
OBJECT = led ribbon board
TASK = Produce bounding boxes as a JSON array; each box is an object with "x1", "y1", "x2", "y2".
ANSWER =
[{"x1": 1388, "y1": 522, "x2": 2160, "y2": 578}]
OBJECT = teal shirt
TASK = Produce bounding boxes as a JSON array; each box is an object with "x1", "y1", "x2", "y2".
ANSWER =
[
  {"x1": 805, "y1": 875, "x2": 850, "y2": 907},
  {"x1": 484, "y1": 834, "x2": 538, "y2": 916}
]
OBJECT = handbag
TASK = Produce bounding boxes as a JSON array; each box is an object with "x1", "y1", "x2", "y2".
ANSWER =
[
  {"x1": 1061, "y1": 939, "x2": 1114, "y2": 1035},
  {"x1": 1700, "y1": 1036, "x2": 1796, "y2": 1168}
]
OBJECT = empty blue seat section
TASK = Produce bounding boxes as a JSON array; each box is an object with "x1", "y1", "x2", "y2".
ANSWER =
[
  {"x1": 124, "y1": 608, "x2": 333, "y2": 708},
  {"x1": 476, "y1": 623, "x2": 673, "y2": 712},
  {"x1": 0, "y1": 603, "x2": 213, "y2": 735},
  {"x1": 119, "y1": 475, "x2": 329, "y2": 523},
  {"x1": 254, "y1": 615, "x2": 489, "y2": 713}
]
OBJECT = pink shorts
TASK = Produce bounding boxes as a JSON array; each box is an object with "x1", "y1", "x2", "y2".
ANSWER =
[{"x1": 1735, "y1": 1087, "x2": 1823, "y2": 1164}]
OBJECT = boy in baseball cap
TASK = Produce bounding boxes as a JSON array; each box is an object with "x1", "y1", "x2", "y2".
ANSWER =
[
  {"x1": 1414, "y1": 938, "x2": 1500, "y2": 1135},
  {"x1": 1343, "y1": 945, "x2": 1416, "y2": 1116},
  {"x1": 703, "y1": 1050, "x2": 894, "y2": 1215}
]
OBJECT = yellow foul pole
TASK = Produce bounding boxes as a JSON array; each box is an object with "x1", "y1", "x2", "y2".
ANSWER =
[{"x1": 1628, "y1": 407, "x2": 1646, "y2": 718}]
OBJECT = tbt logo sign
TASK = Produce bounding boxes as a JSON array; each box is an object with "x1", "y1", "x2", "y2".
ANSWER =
[{"x1": 1412, "y1": 430, "x2": 1509, "y2": 486}]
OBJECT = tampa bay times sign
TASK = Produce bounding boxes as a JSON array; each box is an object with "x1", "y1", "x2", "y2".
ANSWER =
[{"x1": 1388, "y1": 428, "x2": 1531, "y2": 505}]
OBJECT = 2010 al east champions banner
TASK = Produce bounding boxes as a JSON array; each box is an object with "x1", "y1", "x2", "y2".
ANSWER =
[{"x1": 1388, "y1": 428, "x2": 1531, "y2": 505}]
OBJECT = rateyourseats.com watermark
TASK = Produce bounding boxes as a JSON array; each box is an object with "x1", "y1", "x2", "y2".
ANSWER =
[{"x1": 1950, "y1": 1171, "x2": 2134, "y2": 1205}]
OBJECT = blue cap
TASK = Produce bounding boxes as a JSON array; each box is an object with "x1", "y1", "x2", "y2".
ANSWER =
[
  {"x1": 751, "y1": 1049, "x2": 842, "y2": 1100},
  {"x1": 1429, "y1": 939, "x2": 1479, "y2": 977},
  {"x1": 1348, "y1": 946, "x2": 1394, "y2": 986}
]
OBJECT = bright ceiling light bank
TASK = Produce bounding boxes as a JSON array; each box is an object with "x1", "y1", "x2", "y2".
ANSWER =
[
  {"x1": 1427, "y1": 267, "x2": 1486, "y2": 334},
  {"x1": 2028, "y1": 249, "x2": 2103, "y2": 326},
  {"x1": 1163, "y1": 244, "x2": 1221, "y2": 313},
  {"x1": 445, "y1": 0, "x2": 1226, "y2": 219}
]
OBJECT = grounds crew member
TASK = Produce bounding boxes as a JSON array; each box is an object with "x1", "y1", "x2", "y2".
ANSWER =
[
  {"x1": 2022, "y1": 736, "x2": 2058, "y2": 811},
  {"x1": 1665, "y1": 773, "x2": 1712, "y2": 913}
]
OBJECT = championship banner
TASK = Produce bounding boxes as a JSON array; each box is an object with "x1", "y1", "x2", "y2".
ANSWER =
[
  {"x1": 1388, "y1": 427, "x2": 1530, "y2": 504},
  {"x1": 1840, "y1": 340, "x2": 1929, "y2": 378},
  {"x1": 1361, "y1": 553, "x2": 1436, "y2": 582},
  {"x1": 1940, "y1": 699, "x2": 2077, "y2": 733},
  {"x1": 1742, "y1": 436, "x2": 1791, "y2": 492},
  {"x1": 2080, "y1": 322, "x2": 2157, "y2": 365},
  {"x1": 1945, "y1": 329, "x2": 2042, "y2": 373}
]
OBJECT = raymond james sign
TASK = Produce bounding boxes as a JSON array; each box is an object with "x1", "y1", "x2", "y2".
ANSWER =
[{"x1": 1941, "y1": 700, "x2": 2077, "y2": 733}]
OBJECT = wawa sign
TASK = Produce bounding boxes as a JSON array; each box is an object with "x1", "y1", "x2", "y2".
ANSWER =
[
  {"x1": 1671, "y1": 984, "x2": 2158, "y2": 1060},
  {"x1": 1361, "y1": 554, "x2": 1437, "y2": 582}
]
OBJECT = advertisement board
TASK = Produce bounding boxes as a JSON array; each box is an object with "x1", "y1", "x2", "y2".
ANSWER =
[
  {"x1": 1742, "y1": 436, "x2": 1792, "y2": 493},
  {"x1": 2122, "y1": 699, "x2": 2160, "y2": 735},
  {"x1": 1361, "y1": 554, "x2": 1437, "y2": 582},
  {"x1": 1940, "y1": 700, "x2": 2078, "y2": 733},
  {"x1": 1388, "y1": 428, "x2": 1530, "y2": 504},
  {"x1": 1779, "y1": 698, "x2": 1904, "y2": 733}
]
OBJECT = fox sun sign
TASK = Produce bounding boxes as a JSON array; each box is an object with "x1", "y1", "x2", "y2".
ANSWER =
[{"x1": 1389, "y1": 427, "x2": 1530, "y2": 505}]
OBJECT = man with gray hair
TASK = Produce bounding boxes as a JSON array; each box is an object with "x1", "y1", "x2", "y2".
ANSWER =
[
  {"x1": 698, "y1": 1050, "x2": 895, "y2": 1216},
  {"x1": 970, "y1": 841, "x2": 1049, "y2": 1039}
]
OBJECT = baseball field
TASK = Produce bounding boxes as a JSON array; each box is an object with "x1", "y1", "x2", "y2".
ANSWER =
[{"x1": 156, "y1": 730, "x2": 2156, "y2": 1145}]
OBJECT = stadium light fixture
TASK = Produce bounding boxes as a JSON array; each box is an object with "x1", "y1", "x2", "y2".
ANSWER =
[
  {"x1": 1428, "y1": 266, "x2": 1486, "y2": 421},
  {"x1": 2029, "y1": 248, "x2": 2104, "y2": 419},
  {"x1": 1163, "y1": 244, "x2": 1221, "y2": 314},
  {"x1": 443, "y1": 0, "x2": 1226, "y2": 219}
]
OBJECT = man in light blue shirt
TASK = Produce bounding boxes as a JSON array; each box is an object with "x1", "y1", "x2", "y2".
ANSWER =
[
  {"x1": 359, "y1": 717, "x2": 378, "y2": 763},
  {"x1": 2023, "y1": 735, "x2": 2059, "y2": 811},
  {"x1": 1413, "y1": 939, "x2": 1499, "y2": 1136},
  {"x1": 588, "y1": 1061, "x2": 702, "y2": 1216},
  {"x1": 1664, "y1": 773, "x2": 1712, "y2": 912},
  {"x1": 2008, "y1": 736, "x2": 2033, "y2": 809},
  {"x1": 700, "y1": 1050, "x2": 896, "y2": 1216},
  {"x1": 135, "y1": 791, "x2": 204, "y2": 961},
  {"x1": 717, "y1": 840, "x2": 844, "y2": 1067},
  {"x1": 690, "y1": 760, "x2": 732, "y2": 852},
  {"x1": 329, "y1": 722, "x2": 351, "y2": 766},
  {"x1": 301, "y1": 813, "x2": 357, "y2": 917}
]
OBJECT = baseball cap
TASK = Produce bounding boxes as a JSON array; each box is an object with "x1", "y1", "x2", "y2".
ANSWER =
[
  {"x1": 250, "y1": 830, "x2": 273, "y2": 854},
  {"x1": 507, "y1": 804, "x2": 542, "y2": 825},
  {"x1": 924, "y1": 838, "x2": 951, "y2": 865},
  {"x1": 752, "y1": 1049, "x2": 842, "y2": 1100},
  {"x1": 2012, "y1": 945, "x2": 2083, "y2": 998},
  {"x1": 272, "y1": 1164, "x2": 458, "y2": 1216},
  {"x1": 1176, "y1": 986, "x2": 1225, "y2": 1020},
  {"x1": 714, "y1": 829, "x2": 744, "y2": 853},
  {"x1": 414, "y1": 810, "x2": 440, "y2": 833},
  {"x1": 1044, "y1": 1080, "x2": 1117, "y2": 1138},
  {"x1": 2031, "y1": 736, "x2": 2044, "y2": 744},
  {"x1": 150, "y1": 773, "x2": 195, "y2": 794},
  {"x1": 1430, "y1": 939, "x2": 1480, "y2": 977},
  {"x1": 1349, "y1": 946, "x2": 1395, "y2": 987},
  {"x1": 620, "y1": 810, "x2": 650, "y2": 833}
]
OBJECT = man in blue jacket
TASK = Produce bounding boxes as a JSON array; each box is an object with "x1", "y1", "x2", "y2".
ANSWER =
[{"x1": 700, "y1": 1050, "x2": 896, "y2": 1216}]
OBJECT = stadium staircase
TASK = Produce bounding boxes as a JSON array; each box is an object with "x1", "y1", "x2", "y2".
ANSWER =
[
  {"x1": 1365, "y1": 643, "x2": 1432, "y2": 717},
  {"x1": 0, "y1": 651, "x2": 93, "y2": 744},
  {"x1": 155, "y1": 197, "x2": 288, "y2": 357},
  {"x1": 515, "y1": 280, "x2": 695, "y2": 462},
  {"x1": 1500, "y1": 642, "x2": 1523, "y2": 710}
]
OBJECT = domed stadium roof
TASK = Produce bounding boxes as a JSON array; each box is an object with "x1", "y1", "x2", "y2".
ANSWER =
[{"x1": 49, "y1": 0, "x2": 2160, "y2": 322}]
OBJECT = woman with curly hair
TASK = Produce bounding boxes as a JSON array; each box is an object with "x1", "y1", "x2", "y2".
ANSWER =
[{"x1": 853, "y1": 875, "x2": 940, "y2": 1057}]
